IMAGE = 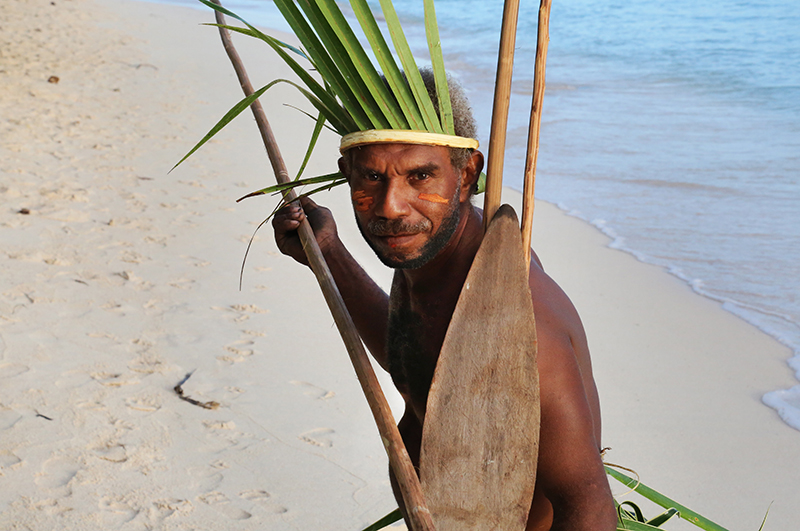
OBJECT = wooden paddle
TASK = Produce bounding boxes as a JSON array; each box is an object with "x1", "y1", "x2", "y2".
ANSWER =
[
  {"x1": 208, "y1": 4, "x2": 435, "y2": 530},
  {"x1": 420, "y1": 0, "x2": 554, "y2": 528},
  {"x1": 420, "y1": 205, "x2": 540, "y2": 531}
]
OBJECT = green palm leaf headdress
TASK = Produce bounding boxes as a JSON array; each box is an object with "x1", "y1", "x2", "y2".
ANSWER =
[{"x1": 176, "y1": 0, "x2": 482, "y2": 201}]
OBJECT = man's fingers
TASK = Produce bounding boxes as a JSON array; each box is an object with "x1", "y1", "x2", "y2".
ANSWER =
[
  {"x1": 273, "y1": 202, "x2": 304, "y2": 221},
  {"x1": 299, "y1": 195, "x2": 319, "y2": 213},
  {"x1": 272, "y1": 202, "x2": 306, "y2": 233}
]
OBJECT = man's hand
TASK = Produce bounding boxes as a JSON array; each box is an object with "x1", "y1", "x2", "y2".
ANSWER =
[{"x1": 271, "y1": 197, "x2": 340, "y2": 266}]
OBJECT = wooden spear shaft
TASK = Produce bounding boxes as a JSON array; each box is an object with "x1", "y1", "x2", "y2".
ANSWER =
[
  {"x1": 209, "y1": 5, "x2": 435, "y2": 530},
  {"x1": 483, "y1": 0, "x2": 522, "y2": 232},
  {"x1": 521, "y1": 0, "x2": 552, "y2": 269}
]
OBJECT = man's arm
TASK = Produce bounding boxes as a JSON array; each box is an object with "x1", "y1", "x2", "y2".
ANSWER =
[
  {"x1": 272, "y1": 198, "x2": 392, "y2": 370},
  {"x1": 535, "y1": 332, "x2": 617, "y2": 530},
  {"x1": 530, "y1": 269, "x2": 617, "y2": 530}
]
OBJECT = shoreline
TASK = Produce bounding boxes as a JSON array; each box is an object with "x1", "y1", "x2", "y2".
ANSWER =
[
  {"x1": 529, "y1": 196, "x2": 800, "y2": 433},
  {"x1": 1, "y1": 0, "x2": 799, "y2": 529}
]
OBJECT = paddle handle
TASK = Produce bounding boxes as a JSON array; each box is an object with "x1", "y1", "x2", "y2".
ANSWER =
[
  {"x1": 210, "y1": 5, "x2": 436, "y2": 531},
  {"x1": 483, "y1": 0, "x2": 522, "y2": 232},
  {"x1": 520, "y1": 0, "x2": 552, "y2": 268}
]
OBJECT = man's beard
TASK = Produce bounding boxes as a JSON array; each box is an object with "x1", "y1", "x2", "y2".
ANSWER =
[{"x1": 356, "y1": 191, "x2": 462, "y2": 270}]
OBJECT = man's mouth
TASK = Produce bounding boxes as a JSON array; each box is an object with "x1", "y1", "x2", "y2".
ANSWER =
[{"x1": 380, "y1": 233, "x2": 420, "y2": 248}]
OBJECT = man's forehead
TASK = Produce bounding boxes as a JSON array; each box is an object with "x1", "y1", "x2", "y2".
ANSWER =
[{"x1": 349, "y1": 143, "x2": 451, "y2": 169}]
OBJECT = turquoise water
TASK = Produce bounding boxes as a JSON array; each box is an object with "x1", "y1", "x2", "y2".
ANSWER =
[{"x1": 162, "y1": 0, "x2": 800, "y2": 430}]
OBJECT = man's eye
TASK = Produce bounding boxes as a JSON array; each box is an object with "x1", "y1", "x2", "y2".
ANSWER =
[
  {"x1": 364, "y1": 172, "x2": 381, "y2": 182},
  {"x1": 414, "y1": 172, "x2": 430, "y2": 181}
]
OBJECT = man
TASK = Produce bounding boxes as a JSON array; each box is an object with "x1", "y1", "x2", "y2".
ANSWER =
[{"x1": 272, "y1": 74, "x2": 617, "y2": 530}]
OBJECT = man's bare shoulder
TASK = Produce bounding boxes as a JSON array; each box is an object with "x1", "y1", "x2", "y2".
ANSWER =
[
  {"x1": 527, "y1": 254, "x2": 587, "y2": 344},
  {"x1": 527, "y1": 248, "x2": 602, "y2": 443}
]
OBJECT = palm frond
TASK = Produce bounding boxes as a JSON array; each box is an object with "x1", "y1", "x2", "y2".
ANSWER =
[
  {"x1": 422, "y1": 0, "x2": 453, "y2": 134},
  {"x1": 606, "y1": 466, "x2": 730, "y2": 531}
]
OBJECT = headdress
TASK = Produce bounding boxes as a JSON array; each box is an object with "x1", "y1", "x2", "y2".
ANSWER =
[{"x1": 177, "y1": 0, "x2": 483, "y2": 201}]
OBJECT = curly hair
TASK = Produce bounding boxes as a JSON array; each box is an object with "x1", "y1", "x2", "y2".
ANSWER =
[{"x1": 417, "y1": 67, "x2": 477, "y2": 170}]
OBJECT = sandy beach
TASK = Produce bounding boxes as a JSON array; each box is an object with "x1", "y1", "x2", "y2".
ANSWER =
[{"x1": 1, "y1": 0, "x2": 798, "y2": 529}]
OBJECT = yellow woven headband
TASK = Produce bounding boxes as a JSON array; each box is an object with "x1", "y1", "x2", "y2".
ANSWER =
[{"x1": 340, "y1": 130, "x2": 479, "y2": 153}]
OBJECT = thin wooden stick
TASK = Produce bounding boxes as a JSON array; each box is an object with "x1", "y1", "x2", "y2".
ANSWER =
[
  {"x1": 483, "y1": 0, "x2": 522, "y2": 232},
  {"x1": 521, "y1": 0, "x2": 552, "y2": 269},
  {"x1": 209, "y1": 4, "x2": 435, "y2": 530}
]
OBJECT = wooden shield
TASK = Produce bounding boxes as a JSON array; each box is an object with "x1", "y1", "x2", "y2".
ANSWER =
[{"x1": 419, "y1": 204, "x2": 540, "y2": 531}]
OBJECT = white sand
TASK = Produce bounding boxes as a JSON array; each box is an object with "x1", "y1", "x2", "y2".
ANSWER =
[{"x1": 1, "y1": 0, "x2": 797, "y2": 529}]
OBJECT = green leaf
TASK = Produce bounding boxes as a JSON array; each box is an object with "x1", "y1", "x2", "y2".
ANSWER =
[
  {"x1": 237, "y1": 172, "x2": 344, "y2": 202},
  {"x1": 173, "y1": 74, "x2": 349, "y2": 174},
  {"x1": 619, "y1": 501, "x2": 646, "y2": 522},
  {"x1": 204, "y1": 21, "x2": 357, "y2": 134},
  {"x1": 616, "y1": 519, "x2": 669, "y2": 530},
  {"x1": 349, "y1": 0, "x2": 426, "y2": 130},
  {"x1": 757, "y1": 502, "x2": 771, "y2": 531},
  {"x1": 377, "y1": 0, "x2": 443, "y2": 133},
  {"x1": 301, "y1": 0, "x2": 408, "y2": 129},
  {"x1": 284, "y1": 104, "x2": 339, "y2": 134},
  {"x1": 606, "y1": 466, "x2": 730, "y2": 531},
  {"x1": 360, "y1": 509, "x2": 403, "y2": 531},
  {"x1": 200, "y1": 0, "x2": 366, "y2": 132},
  {"x1": 272, "y1": 0, "x2": 374, "y2": 130},
  {"x1": 646, "y1": 507, "x2": 680, "y2": 527},
  {"x1": 171, "y1": 79, "x2": 281, "y2": 172},
  {"x1": 475, "y1": 171, "x2": 487, "y2": 194},
  {"x1": 295, "y1": 111, "x2": 327, "y2": 180},
  {"x1": 202, "y1": 21, "x2": 308, "y2": 59},
  {"x1": 422, "y1": 0, "x2": 453, "y2": 134}
]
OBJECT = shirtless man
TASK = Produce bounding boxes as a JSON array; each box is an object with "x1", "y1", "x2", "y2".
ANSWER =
[{"x1": 272, "y1": 77, "x2": 617, "y2": 531}]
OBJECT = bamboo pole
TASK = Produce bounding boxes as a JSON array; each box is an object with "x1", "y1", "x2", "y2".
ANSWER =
[
  {"x1": 209, "y1": 4, "x2": 435, "y2": 530},
  {"x1": 483, "y1": 0, "x2": 522, "y2": 232},
  {"x1": 520, "y1": 0, "x2": 552, "y2": 269}
]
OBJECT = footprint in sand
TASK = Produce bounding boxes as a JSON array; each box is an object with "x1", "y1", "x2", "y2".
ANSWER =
[
  {"x1": 35, "y1": 456, "x2": 79, "y2": 490},
  {"x1": 290, "y1": 380, "x2": 336, "y2": 400},
  {"x1": 125, "y1": 394, "x2": 161, "y2": 412},
  {"x1": 150, "y1": 498, "x2": 192, "y2": 520},
  {"x1": 93, "y1": 443, "x2": 128, "y2": 463},
  {"x1": 197, "y1": 491, "x2": 252, "y2": 520},
  {"x1": 187, "y1": 465, "x2": 224, "y2": 492},
  {"x1": 0, "y1": 408, "x2": 22, "y2": 430},
  {"x1": 211, "y1": 304, "x2": 268, "y2": 324},
  {"x1": 128, "y1": 351, "x2": 168, "y2": 375},
  {"x1": 298, "y1": 428, "x2": 336, "y2": 448},
  {"x1": 90, "y1": 371, "x2": 139, "y2": 387},
  {"x1": 217, "y1": 340, "x2": 255, "y2": 364},
  {"x1": 238, "y1": 490, "x2": 288, "y2": 515},
  {"x1": 0, "y1": 450, "x2": 22, "y2": 470},
  {"x1": 99, "y1": 495, "x2": 139, "y2": 526}
]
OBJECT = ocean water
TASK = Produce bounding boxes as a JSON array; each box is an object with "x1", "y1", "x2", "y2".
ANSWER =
[{"x1": 160, "y1": 0, "x2": 800, "y2": 431}]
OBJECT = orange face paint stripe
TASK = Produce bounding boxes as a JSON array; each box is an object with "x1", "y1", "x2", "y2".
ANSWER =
[
  {"x1": 353, "y1": 190, "x2": 374, "y2": 212},
  {"x1": 418, "y1": 193, "x2": 449, "y2": 204},
  {"x1": 355, "y1": 198, "x2": 373, "y2": 211}
]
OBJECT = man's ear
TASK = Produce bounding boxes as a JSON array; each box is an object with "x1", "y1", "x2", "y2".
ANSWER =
[
  {"x1": 337, "y1": 156, "x2": 349, "y2": 181},
  {"x1": 460, "y1": 150, "x2": 484, "y2": 201}
]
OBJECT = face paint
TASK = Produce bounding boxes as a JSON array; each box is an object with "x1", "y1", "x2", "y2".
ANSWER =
[
  {"x1": 353, "y1": 190, "x2": 374, "y2": 212},
  {"x1": 356, "y1": 184, "x2": 461, "y2": 270},
  {"x1": 418, "y1": 193, "x2": 449, "y2": 204}
]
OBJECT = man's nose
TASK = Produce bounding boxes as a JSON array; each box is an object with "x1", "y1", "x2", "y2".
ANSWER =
[{"x1": 373, "y1": 179, "x2": 412, "y2": 219}]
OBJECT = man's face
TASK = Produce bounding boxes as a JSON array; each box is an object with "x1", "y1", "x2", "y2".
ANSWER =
[{"x1": 340, "y1": 143, "x2": 471, "y2": 269}]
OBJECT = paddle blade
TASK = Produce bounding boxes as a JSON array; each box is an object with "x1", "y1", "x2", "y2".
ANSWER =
[{"x1": 420, "y1": 204, "x2": 540, "y2": 531}]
